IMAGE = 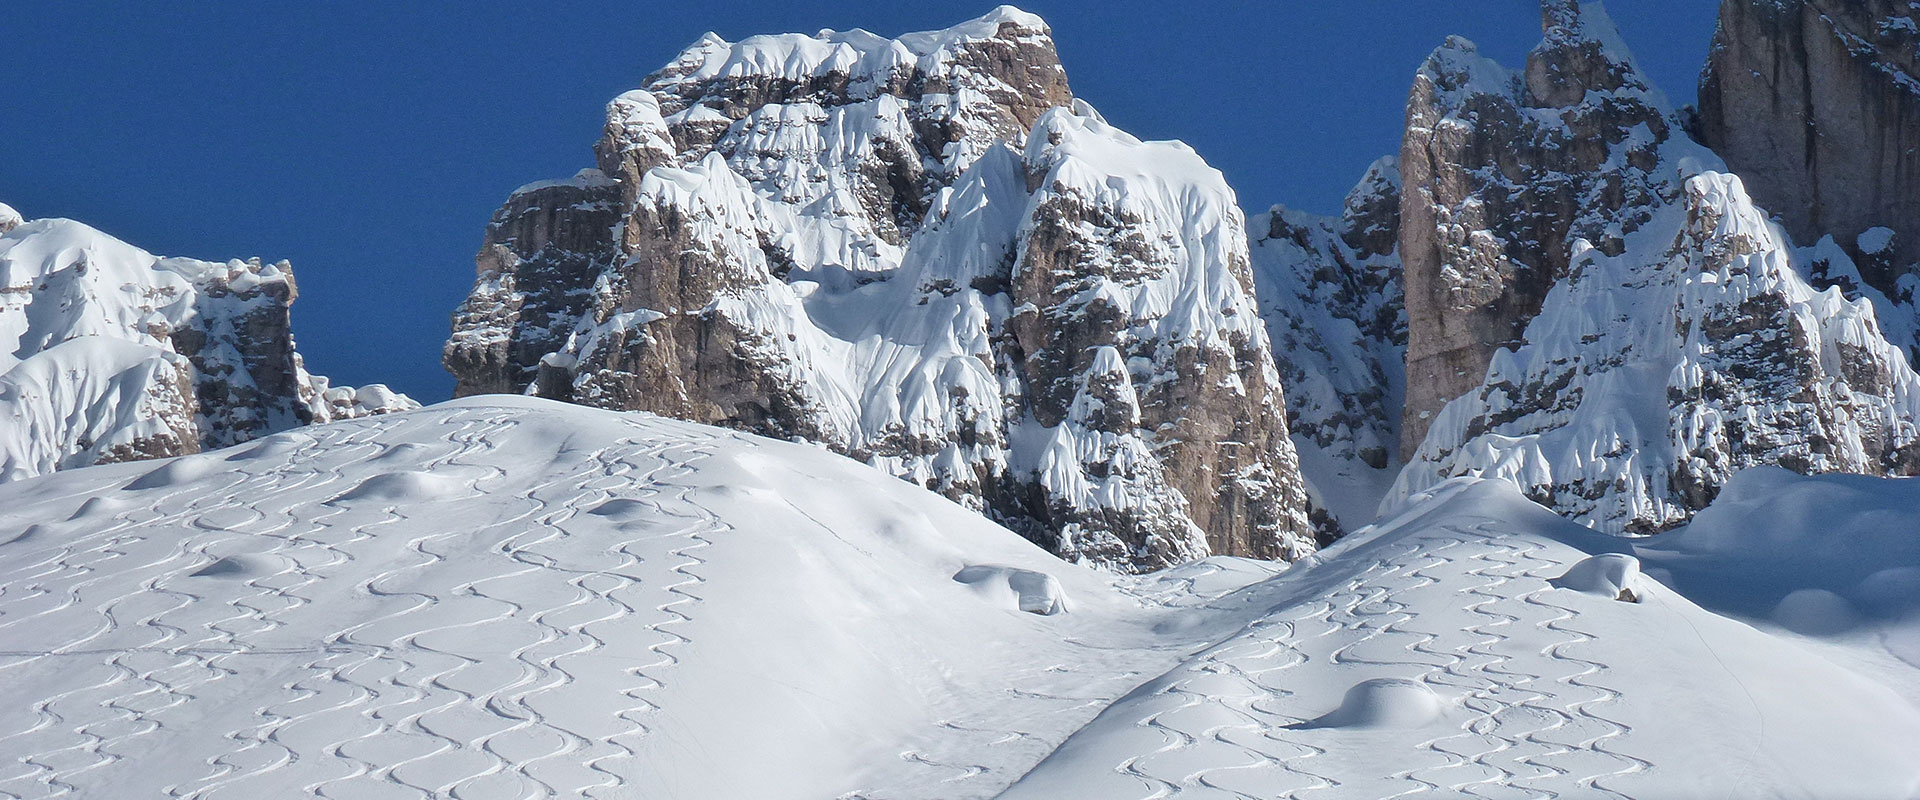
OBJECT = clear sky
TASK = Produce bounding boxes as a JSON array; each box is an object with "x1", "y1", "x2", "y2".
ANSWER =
[{"x1": 2, "y1": 1, "x2": 1720, "y2": 402}]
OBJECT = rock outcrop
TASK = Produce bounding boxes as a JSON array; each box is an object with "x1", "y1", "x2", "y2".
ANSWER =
[
  {"x1": 445, "y1": 7, "x2": 1317, "y2": 570},
  {"x1": 1386, "y1": 3, "x2": 1920, "y2": 533},
  {"x1": 1698, "y1": 0, "x2": 1920, "y2": 302},
  {"x1": 0, "y1": 212, "x2": 416, "y2": 481}
]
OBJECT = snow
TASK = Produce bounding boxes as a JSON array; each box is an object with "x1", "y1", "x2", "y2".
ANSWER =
[
  {"x1": 661, "y1": 5, "x2": 1047, "y2": 92},
  {"x1": 1246, "y1": 157, "x2": 1405, "y2": 529},
  {"x1": 1549, "y1": 553, "x2": 1646, "y2": 600},
  {"x1": 998, "y1": 477, "x2": 1920, "y2": 798},
  {"x1": 2, "y1": 401, "x2": 1916, "y2": 798},
  {"x1": 0, "y1": 337, "x2": 196, "y2": 479},
  {"x1": 0, "y1": 398, "x2": 1249, "y2": 798},
  {"x1": 510, "y1": 168, "x2": 617, "y2": 197},
  {"x1": 1860, "y1": 225, "x2": 1898, "y2": 254}
]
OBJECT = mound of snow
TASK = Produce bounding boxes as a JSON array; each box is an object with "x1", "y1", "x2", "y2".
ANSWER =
[
  {"x1": 1772, "y1": 588, "x2": 1860, "y2": 636},
  {"x1": 953, "y1": 564, "x2": 1069, "y2": 615},
  {"x1": 1550, "y1": 553, "x2": 1646, "y2": 601},
  {"x1": 998, "y1": 479, "x2": 1920, "y2": 799},
  {"x1": 0, "y1": 397, "x2": 1255, "y2": 800},
  {"x1": 2, "y1": 402, "x2": 1916, "y2": 798},
  {"x1": 1297, "y1": 678, "x2": 1446, "y2": 730}
]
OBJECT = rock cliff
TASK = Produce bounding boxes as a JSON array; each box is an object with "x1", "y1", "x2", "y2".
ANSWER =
[
  {"x1": 1698, "y1": 0, "x2": 1920, "y2": 307},
  {"x1": 1398, "y1": 0, "x2": 1689, "y2": 456},
  {"x1": 1386, "y1": 2, "x2": 1920, "y2": 532}
]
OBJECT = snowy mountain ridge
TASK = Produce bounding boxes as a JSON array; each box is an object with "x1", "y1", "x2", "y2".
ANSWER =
[
  {"x1": 1263, "y1": 0, "x2": 1920, "y2": 534},
  {"x1": 0, "y1": 214, "x2": 416, "y2": 482}
]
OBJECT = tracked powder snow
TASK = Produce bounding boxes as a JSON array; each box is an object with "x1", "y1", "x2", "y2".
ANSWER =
[{"x1": 0, "y1": 398, "x2": 1917, "y2": 798}]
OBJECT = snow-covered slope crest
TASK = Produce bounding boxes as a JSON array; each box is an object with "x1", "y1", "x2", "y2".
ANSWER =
[
  {"x1": 0, "y1": 396, "x2": 1253, "y2": 800},
  {"x1": 0, "y1": 214, "x2": 416, "y2": 481},
  {"x1": 998, "y1": 477, "x2": 1920, "y2": 798},
  {"x1": 444, "y1": 8, "x2": 1317, "y2": 571},
  {"x1": 4, "y1": 401, "x2": 1915, "y2": 798}
]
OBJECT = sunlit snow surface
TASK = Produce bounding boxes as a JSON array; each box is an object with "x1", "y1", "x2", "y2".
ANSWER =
[{"x1": 1, "y1": 398, "x2": 1917, "y2": 798}]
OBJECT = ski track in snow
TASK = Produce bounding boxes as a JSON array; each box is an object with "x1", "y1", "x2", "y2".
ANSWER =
[
  {"x1": 2, "y1": 404, "x2": 1917, "y2": 799},
  {"x1": 0, "y1": 410, "x2": 736, "y2": 799},
  {"x1": 994, "y1": 514, "x2": 1693, "y2": 800}
]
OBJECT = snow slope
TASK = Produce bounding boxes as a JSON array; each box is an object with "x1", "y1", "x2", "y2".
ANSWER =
[
  {"x1": 1000, "y1": 478, "x2": 1920, "y2": 798},
  {"x1": 0, "y1": 397, "x2": 1263, "y2": 799},
  {"x1": 2, "y1": 398, "x2": 1915, "y2": 798}
]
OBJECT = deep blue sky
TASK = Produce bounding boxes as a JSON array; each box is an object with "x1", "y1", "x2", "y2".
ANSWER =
[{"x1": 2, "y1": 1, "x2": 1718, "y2": 402}]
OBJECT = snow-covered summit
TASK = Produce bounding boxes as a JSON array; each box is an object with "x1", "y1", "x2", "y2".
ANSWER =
[
  {"x1": 0, "y1": 213, "x2": 415, "y2": 482},
  {"x1": 657, "y1": 5, "x2": 1050, "y2": 93},
  {"x1": 446, "y1": 10, "x2": 1316, "y2": 571}
]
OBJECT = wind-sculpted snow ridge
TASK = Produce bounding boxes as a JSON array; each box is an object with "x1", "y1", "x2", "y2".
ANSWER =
[
  {"x1": 996, "y1": 478, "x2": 1920, "y2": 799},
  {"x1": 0, "y1": 215, "x2": 415, "y2": 482},
  {"x1": 1386, "y1": 0, "x2": 1920, "y2": 534},
  {"x1": 444, "y1": 7, "x2": 1317, "y2": 571},
  {"x1": 1249, "y1": 157, "x2": 1405, "y2": 529}
]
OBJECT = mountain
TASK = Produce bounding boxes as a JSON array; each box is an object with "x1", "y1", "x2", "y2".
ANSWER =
[
  {"x1": 1235, "y1": 0, "x2": 1920, "y2": 534},
  {"x1": 443, "y1": 7, "x2": 1317, "y2": 571},
  {"x1": 2, "y1": 397, "x2": 1914, "y2": 798},
  {"x1": 0, "y1": 210, "x2": 416, "y2": 482}
]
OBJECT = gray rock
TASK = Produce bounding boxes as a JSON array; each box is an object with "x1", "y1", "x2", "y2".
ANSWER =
[{"x1": 1698, "y1": 0, "x2": 1920, "y2": 300}]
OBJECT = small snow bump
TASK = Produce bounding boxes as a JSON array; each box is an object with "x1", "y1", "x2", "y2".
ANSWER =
[{"x1": 1294, "y1": 678, "x2": 1447, "y2": 730}]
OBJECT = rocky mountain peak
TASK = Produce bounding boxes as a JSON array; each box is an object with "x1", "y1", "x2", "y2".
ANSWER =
[
  {"x1": 1397, "y1": 0, "x2": 1694, "y2": 457},
  {"x1": 1526, "y1": 0, "x2": 1648, "y2": 107},
  {"x1": 445, "y1": 9, "x2": 1316, "y2": 571}
]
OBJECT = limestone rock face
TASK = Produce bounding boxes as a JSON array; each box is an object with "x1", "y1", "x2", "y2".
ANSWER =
[
  {"x1": 444, "y1": 7, "x2": 1317, "y2": 570},
  {"x1": 0, "y1": 213, "x2": 417, "y2": 482},
  {"x1": 1698, "y1": 0, "x2": 1920, "y2": 304},
  {"x1": 1397, "y1": 0, "x2": 1689, "y2": 456}
]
